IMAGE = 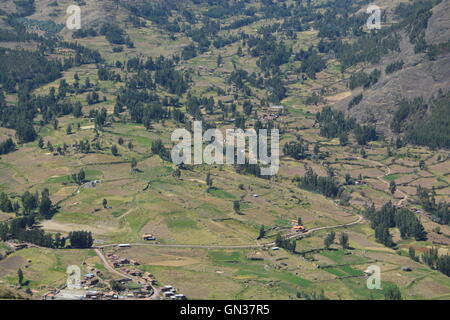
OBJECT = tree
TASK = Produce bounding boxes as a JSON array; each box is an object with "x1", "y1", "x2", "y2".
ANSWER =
[
  {"x1": 233, "y1": 200, "x2": 241, "y2": 214},
  {"x1": 298, "y1": 167, "x2": 340, "y2": 198},
  {"x1": 436, "y1": 254, "x2": 450, "y2": 277},
  {"x1": 54, "y1": 233, "x2": 65, "y2": 249},
  {"x1": 258, "y1": 225, "x2": 266, "y2": 240},
  {"x1": 206, "y1": 172, "x2": 213, "y2": 189},
  {"x1": 21, "y1": 191, "x2": 38, "y2": 215},
  {"x1": 243, "y1": 100, "x2": 253, "y2": 116},
  {"x1": 237, "y1": 46, "x2": 243, "y2": 56},
  {"x1": 0, "y1": 138, "x2": 16, "y2": 155},
  {"x1": 127, "y1": 141, "x2": 134, "y2": 150},
  {"x1": 151, "y1": 139, "x2": 170, "y2": 161},
  {"x1": 17, "y1": 269, "x2": 24, "y2": 286},
  {"x1": 345, "y1": 173, "x2": 354, "y2": 185},
  {"x1": 72, "y1": 169, "x2": 85, "y2": 185},
  {"x1": 0, "y1": 222, "x2": 8, "y2": 241},
  {"x1": 16, "y1": 122, "x2": 37, "y2": 143},
  {"x1": 39, "y1": 188, "x2": 53, "y2": 219},
  {"x1": 389, "y1": 181, "x2": 397, "y2": 195},
  {"x1": 313, "y1": 144, "x2": 320, "y2": 154},
  {"x1": 384, "y1": 285, "x2": 402, "y2": 300},
  {"x1": 78, "y1": 169, "x2": 85, "y2": 183},
  {"x1": 375, "y1": 226, "x2": 394, "y2": 247},
  {"x1": 110, "y1": 280, "x2": 126, "y2": 292},
  {"x1": 38, "y1": 137, "x2": 44, "y2": 149},
  {"x1": 0, "y1": 192, "x2": 13, "y2": 212},
  {"x1": 283, "y1": 141, "x2": 307, "y2": 160},
  {"x1": 275, "y1": 233, "x2": 283, "y2": 247},
  {"x1": 130, "y1": 158, "x2": 137, "y2": 169},
  {"x1": 367, "y1": 202, "x2": 426, "y2": 246},
  {"x1": 339, "y1": 232, "x2": 349, "y2": 249},
  {"x1": 69, "y1": 230, "x2": 93, "y2": 248},
  {"x1": 274, "y1": 232, "x2": 297, "y2": 253},
  {"x1": 339, "y1": 132, "x2": 349, "y2": 146},
  {"x1": 324, "y1": 231, "x2": 335, "y2": 249},
  {"x1": 419, "y1": 159, "x2": 426, "y2": 170},
  {"x1": 111, "y1": 145, "x2": 119, "y2": 156},
  {"x1": 173, "y1": 168, "x2": 181, "y2": 179},
  {"x1": 408, "y1": 247, "x2": 419, "y2": 262},
  {"x1": 360, "y1": 148, "x2": 366, "y2": 158},
  {"x1": 73, "y1": 102, "x2": 83, "y2": 118}
]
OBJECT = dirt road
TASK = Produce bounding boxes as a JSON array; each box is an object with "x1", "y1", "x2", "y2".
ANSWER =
[
  {"x1": 357, "y1": 157, "x2": 408, "y2": 206},
  {"x1": 96, "y1": 214, "x2": 363, "y2": 250}
]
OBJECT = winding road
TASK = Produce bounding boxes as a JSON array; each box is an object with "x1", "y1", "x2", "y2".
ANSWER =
[{"x1": 357, "y1": 156, "x2": 408, "y2": 207}]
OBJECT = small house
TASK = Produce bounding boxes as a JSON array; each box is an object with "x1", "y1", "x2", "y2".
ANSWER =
[
  {"x1": 86, "y1": 291, "x2": 102, "y2": 299},
  {"x1": 268, "y1": 105, "x2": 285, "y2": 114},
  {"x1": 401, "y1": 266, "x2": 412, "y2": 272},
  {"x1": 143, "y1": 234, "x2": 156, "y2": 241},
  {"x1": 363, "y1": 268, "x2": 375, "y2": 276},
  {"x1": 161, "y1": 285, "x2": 173, "y2": 292}
]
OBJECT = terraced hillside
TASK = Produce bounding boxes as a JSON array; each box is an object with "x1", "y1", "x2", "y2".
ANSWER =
[{"x1": 0, "y1": 0, "x2": 449, "y2": 300}]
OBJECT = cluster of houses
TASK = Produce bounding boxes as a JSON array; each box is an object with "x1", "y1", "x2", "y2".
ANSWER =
[
  {"x1": 55, "y1": 47, "x2": 75, "y2": 56},
  {"x1": 105, "y1": 251, "x2": 187, "y2": 300},
  {"x1": 411, "y1": 207, "x2": 431, "y2": 219},
  {"x1": 44, "y1": 288, "x2": 148, "y2": 300},
  {"x1": 44, "y1": 256, "x2": 156, "y2": 300},
  {"x1": 107, "y1": 253, "x2": 139, "y2": 268},
  {"x1": 87, "y1": 117, "x2": 113, "y2": 127},
  {"x1": 42, "y1": 247, "x2": 189, "y2": 300},
  {"x1": 82, "y1": 269, "x2": 102, "y2": 287},
  {"x1": 82, "y1": 180, "x2": 102, "y2": 189},
  {"x1": 106, "y1": 253, "x2": 157, "y2": 287},
  {"x1": 44, "y1": 290, "x2": 86, "y2": 300},
  {"x1": 4, "y1": 241, "x2": 34, "y2": 253},
  {"x1": 85, "y1": 284, "x2": 154, "y2": 300},
  {"x1": 258, "y1": 105, "x2": 285, "y2": 121},
  {"x1": 85, "y1": 290, "x2": 119, "y2": 300},
  {"x1": 197, "y1": 65, "x2": 215, "y2": 76}
]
